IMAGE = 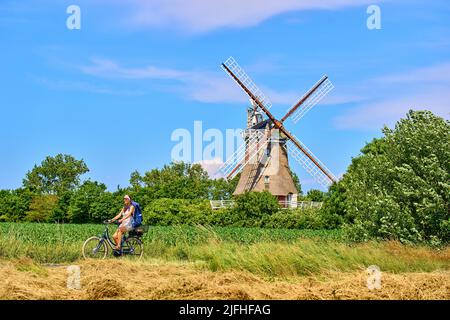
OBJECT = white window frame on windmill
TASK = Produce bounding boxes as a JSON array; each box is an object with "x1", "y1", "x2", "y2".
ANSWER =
[{"x1": 264, "y1": 175, "x2": 270, "y2": 188}]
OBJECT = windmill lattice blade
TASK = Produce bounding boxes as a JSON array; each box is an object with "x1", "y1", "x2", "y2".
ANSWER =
[
  {"x1": 218, "y1": 130, "x2": 268, "y2": 180},
  {"x1": 286, "y1": 134, "x2": 337, "y2": 188},
  {"x1": 222, "y1": 57, "x2": 272, "y2": 111},
  {"x1": 289, "y1": 76, "x2": 334, "y2": 124}
]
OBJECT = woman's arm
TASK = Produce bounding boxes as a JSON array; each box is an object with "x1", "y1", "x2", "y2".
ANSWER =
[
  {"x1": 111, "y1": 208, "x2": 124, "y2": 222},
  {"x1": 119, "y1": 206, "x2": 135, "y2": 223}
]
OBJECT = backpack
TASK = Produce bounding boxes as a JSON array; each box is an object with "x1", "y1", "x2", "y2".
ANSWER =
[{"x1": 131, "y1": 201, "x2": 143, "y2": 228}]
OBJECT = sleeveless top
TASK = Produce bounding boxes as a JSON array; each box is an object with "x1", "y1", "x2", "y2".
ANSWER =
[{"x1": 120, "y1": 205, "x2": 134, "y2": 228}]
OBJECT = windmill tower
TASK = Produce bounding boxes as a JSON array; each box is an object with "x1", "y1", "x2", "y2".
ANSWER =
[
  {"x1": 234, "y1": 101, "x2": 299, "y2": 205},
  {"x1": 218, "y1": 57, "x2": 336, "y2": 207}
]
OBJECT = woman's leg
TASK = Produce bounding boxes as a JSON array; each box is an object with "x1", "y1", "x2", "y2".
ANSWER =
[
  {"x1": 115, "y1": 227, "x2": 126, "y2": 249},
  {"x1": 112, "y1": 230, "x2": 119, "y2": 247}
]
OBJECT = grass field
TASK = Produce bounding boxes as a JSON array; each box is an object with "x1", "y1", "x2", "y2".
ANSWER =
[
  {"x1": 0, "y1": 222, "x2": 449, "y2": 299},
  {"x1": 0, "y1": 222, "x2": 448, "y2": 275}
]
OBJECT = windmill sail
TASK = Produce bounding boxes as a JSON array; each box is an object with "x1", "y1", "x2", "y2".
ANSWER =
[
  {"x1": 220, "y1": 56, "x2": 337, "y2": 193},
  {"x1": 222, "y1": 57, "x2": 272, "y2": 111},
  {"x1": 284, "y1": 75, "x2": 334, "y2": 124},
  {"x1": 286, "y1": 134, "x2": 336, "y2": 188},
  {"x1": 218, "y1": 129, "x2": 269, "y2": 180}
]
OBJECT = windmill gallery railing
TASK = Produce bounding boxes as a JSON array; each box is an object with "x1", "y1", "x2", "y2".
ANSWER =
[{"x1": 210, "y1": 200, "x2": 323, "y2": 210}]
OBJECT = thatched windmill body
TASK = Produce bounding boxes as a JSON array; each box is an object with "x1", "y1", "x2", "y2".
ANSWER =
[{"x1": 218, "y1": 57, "x2": 337, "y2": 207}]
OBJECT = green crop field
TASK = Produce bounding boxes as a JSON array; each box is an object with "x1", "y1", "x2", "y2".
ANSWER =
[
  {"x1": 1, "y1": 222, "x2": 448, "y2": 279},
  {"x1": 0, "y1": 222, "x2": 343, "y2": 245}
]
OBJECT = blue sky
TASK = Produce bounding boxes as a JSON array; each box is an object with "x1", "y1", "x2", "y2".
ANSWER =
[{"x1": 0, "y1": 0, "x2": 449, "y2": 192}]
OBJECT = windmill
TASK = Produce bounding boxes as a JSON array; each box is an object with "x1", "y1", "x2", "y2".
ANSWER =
[{"x1": 218, "y1": 57, "x2": 337, "y2": 207}]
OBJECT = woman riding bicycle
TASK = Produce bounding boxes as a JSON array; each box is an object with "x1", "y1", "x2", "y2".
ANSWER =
[{"x1": 110, "y1": 195, "x2": 135, "y2": 251}]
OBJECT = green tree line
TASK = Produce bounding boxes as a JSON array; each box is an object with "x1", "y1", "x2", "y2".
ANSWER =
[
  {"x1": 0, "y1": 154, "x2": 329, "y2": 228},
  {"x1": 0, "y1": 110, "x2": 448, "y2": 244}
]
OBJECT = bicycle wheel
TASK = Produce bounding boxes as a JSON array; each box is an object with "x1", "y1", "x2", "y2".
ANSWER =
[
  {"x1": 123, "y1": 237, "x2": 143, "y2": 259},
  {"x1": 82, "y1": 236, "x2": 108, "y2": 259}
]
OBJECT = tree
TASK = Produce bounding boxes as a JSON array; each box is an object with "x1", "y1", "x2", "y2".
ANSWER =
[
  {"x1": 290, "y1": 170, "x2": 303, "y2": 196},
  {"x1": 68, "y1": 180, "x2": 117, "y2": 223},
  {"x1": 23, "y1": 154, "x2": 89, "y2": 195},
  {"x1": 141, "y1": 162, "x2": 210, "y2": 199},
  {"x1": 49, "y1": 191, "x2": 73, "y2": 223},
  {"x1": 305, "y1": 189, "x2": 326, "y2": 202},
  {"x1": 208, "y1": 174, "x2": 240, "y2": 200},
  {"x1": 320, "y1": 182, "x2": 347, "y2": 228},
  {"x1": 25, "y1": 194, "x2": 58, "y2": 222},
  {"x1": 0, "y1": 188, "x2": 33, "y2": 222},
  {"x1": 326, "y1": 110, "x2": 450, "y2": 244},
  {"x1": 129, "y1": 170, "x2": 144, "y2": 191}
]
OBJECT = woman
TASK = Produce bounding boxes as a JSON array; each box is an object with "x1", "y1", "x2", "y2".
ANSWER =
[{"x1": 110, "y1": 195, "x2": 135, "y2": 250}]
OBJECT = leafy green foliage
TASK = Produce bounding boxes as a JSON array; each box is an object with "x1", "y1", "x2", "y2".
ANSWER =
[
  {"x1": 23, "y1": 154, "x2": 89, "y2": 195},
  {"x1": 325, "y1": 110, "x2": 449, "y2": 244},
  {"x1": 0, "y1": 188, "x2": 33, "y2": 222},
  {"x1": 290, "y1": 169, "x2": 302, "y2": 196},
  {"x1": 140, "y1": 191, "x2": 332, "y2": 229},
  {"x1": 144, "y1": 198, "x2": 212, "y2": 226},
  {"x1": 25, "y1": 195, "x2": 58, "y2": 222},
  {"x1": 262, "y1": 208, "x2": 325, "y2": 229},
  {"x1": 319, "y1": 183, "x2": 346, "y2": 228},
  {"x1": 49, "y1": 191, "x2": 72, "y2": 223},
  {"x1": 68, "y1": 180, "x2": 120, "y2": 223},
  {"x1": 141, "y1": 162, "x2": 210, "y2": 199},
  {"x1": 304, "y1": 189, "x2": 326, "y2": 202},
  {"x1": 229, "y1": 191, "x2": 280, "y2": 227},
  {"x1": 208, "y1": 175, "x2": 240, "y2": 200}
]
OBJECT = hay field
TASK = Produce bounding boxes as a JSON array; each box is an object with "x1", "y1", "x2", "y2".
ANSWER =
[{"x1": 1, "y1": 258, "x2": 449, "y2": 300}]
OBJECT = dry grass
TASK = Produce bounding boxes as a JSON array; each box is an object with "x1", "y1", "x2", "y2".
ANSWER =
[{"x1": 0, "y1": 258, "x2": 448, "y2": 300}]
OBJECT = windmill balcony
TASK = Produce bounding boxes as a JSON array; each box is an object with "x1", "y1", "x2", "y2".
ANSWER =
[
  {"x1": 210, "y1": 200, "x2": 323, "y2": 210},
  {"x1": 277, "y1": 200, "x2": 323, "y2": 209}
]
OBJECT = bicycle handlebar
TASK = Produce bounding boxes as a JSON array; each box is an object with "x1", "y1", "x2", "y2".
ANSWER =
[{"x1": 103, "y1": 220, "x2": 120, "y2": 225}]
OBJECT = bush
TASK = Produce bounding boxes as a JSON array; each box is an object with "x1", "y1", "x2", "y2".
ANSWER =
[
  {"x1": 142, "y1": 192, "x2": 340, "y2": 230},
  {"x1": 263, "y1": 208, "x2": 326, "y2": 229},
  {"x1": 207, "y1": 208, "x2": 240, "y2": 227},
  {"x1": 143, "y1": 198, "x2": 213, "y2": 226},
  {"x1": 325, "y1": 110, "x2": 450, "y2": 244},
  {"x1": 229, "y1": 191, "x2": 280, "y2": 227}
]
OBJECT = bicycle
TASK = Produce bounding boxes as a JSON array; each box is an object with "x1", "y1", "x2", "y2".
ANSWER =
[{"x1": 82, "y1": 220, "x2": 147, "y2": 260}]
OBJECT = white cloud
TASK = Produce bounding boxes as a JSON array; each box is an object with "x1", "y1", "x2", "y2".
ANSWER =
[
  {"x1": 184, "y1": 74, "x2": 247, "y2": 104},
  {"x1": 333, "y1": 62, "x2": 450, "y2": 130},
  {"x1": 79, "y1": 57, "x2": 246, "y2": 103},
  {"x1": 195, "y1": 157, "x2": 225, "y2": 179},
  {"x1": 121, "y1": 0, "x2": 377, "y2": 33},
  {"x1": 34, "y1": 76, "x2": 145, "y2": 96},
  {"x1": 80, "y1": 57, "x2": 187, "y2": 79},
  {"x1": 334, "y1": 88, "x2": 450, "y2": 130},
  {"x1": 374, "y1": 62, "x2": 450, "y2": 84},
  {"x1": 78, "y1": 57, "x2": 355, "y2": 106}
]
